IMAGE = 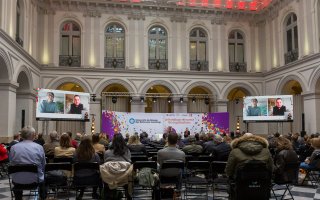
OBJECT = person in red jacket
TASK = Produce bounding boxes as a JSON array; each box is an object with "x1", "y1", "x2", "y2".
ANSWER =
[{"x1": 0, "y1": 144, "x2": 8, "y2": 161}]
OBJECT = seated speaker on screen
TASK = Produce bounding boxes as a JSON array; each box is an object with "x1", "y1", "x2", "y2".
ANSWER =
[
  {"x1": 69, "y1": 95, "x2": 84, "y2": 114},
  {"x1": 246, "y1": 98, "x2": 261, "y2": 116},
  {"x1": 271, "y1": 98, "x2": 287, "y2": 116}
]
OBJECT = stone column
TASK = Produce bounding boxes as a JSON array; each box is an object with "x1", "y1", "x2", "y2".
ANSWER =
[
  {"x1": 302, "y1": 92, "x2": 320, "y2": 134},
  {"x1": 173, "y1": 97, "x2": 187, "y2": 113},
  {"x1": 130, "y1": 97, "x2": 146, "y2": 112}
]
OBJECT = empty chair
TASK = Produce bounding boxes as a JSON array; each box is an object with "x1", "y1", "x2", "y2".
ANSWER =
[
  {"x1": 8, "y1": 164, "x2": 42, "y2": 200},
  {"x1": 185, "y1": 161, "x2": 211, "y2": 200},
  {"x1": 211, "y1": 161, "x2": 228, "y2": 199}
]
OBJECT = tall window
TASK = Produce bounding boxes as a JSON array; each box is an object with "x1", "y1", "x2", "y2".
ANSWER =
[
  {"x1": 148, "y1": 26, "x2": 167, "y2": 70},
  {"x1": 59, "y1": 21, "x2": 81, "y2": 66},
  {"x1": 15, "y1": 0, "x2": 23, "y2": 47},
  {"x1": 189, "y1": 28, "x2": 208, "y2": 71},
  {"x1": 284, "y1": 13, "x2": 298, "y2": 64},
  {"x1": 228, "y1": 30, "x2": 245, "y2": 72},
  {"x1": 105, "y1": 23, "x2": 125, "y2": 68}
]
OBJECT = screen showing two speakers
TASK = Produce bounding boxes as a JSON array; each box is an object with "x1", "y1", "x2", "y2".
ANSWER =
[
  {"x1": 36, "y1": 89, "x2": 90, "y2": 121},
  {"x1": 243, "y1": 95, "x2": 293, "y2": 122}
]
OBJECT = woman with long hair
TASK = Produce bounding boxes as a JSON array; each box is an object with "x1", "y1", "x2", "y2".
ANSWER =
[
  {"x1": 105, "y1": 133, "x2": 131, "y2": 162},
  {"x1": 54, "y1": 133, "x2": 75, "y2": 158},
  {"x1": 73, "y1": 136, "x2": 101, "y2": 199},
  {"x1": 127, "y1": 135, "x2": 146, "y2": 154}
]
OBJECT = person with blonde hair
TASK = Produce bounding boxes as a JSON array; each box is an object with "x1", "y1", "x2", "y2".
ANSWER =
[
  {"x1": 54, "y1": 133, "x2": 75, "y2": 158},
  {"x1": 127, "y1": 135, "x2": 146, "y2": 154},
  {"x1": 300, "y1": 137, "x2": 320, "y2": 170}
]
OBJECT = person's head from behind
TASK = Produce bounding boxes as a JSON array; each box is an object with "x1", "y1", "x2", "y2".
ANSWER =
[
  {"x1": 77, "y1": 136, "x2": 94, "y2": 161},
  {"x1": 128, "y1": 135, "x2": 140, "y2": 145},
  {"x1": 13, "y1": 132, "x2": 21, "y2": 141},
  {"x1": 275, "y1": 136, "x2": 292, "y2": 151},
  {"x1": 47, "y1": 92, "x2": 54, "y2": 103},
  {"x1": 67, "y1": 131, "x2": 73, "y2": 139},
  {"x1": 311, "y1": 138, "x2": 320, "y2": 150},
  {"x1": 251, "y1": 98, "x2": 258, "y2": 107},
  {"x1": 275, "y1": 98, "x2": 283, "y2": 108},
  {"x1": 49, "y1": 131, "x2": 59, "y2": 142},
  {"x1": 20, "y1": 126, "x2": 36, "y2": 141},
  {"x1": 92, "y1": 133, "x2": 100, "y2": 144},
  {"x1": 168, "y1": 132, "x2": 178, "y2": 146},
  {"x1": 60, "y1": 133, "x2": 71, "y2": 148},
  {"x1": 112, "y1": 133, "x2": 127, "y2": 156},
  {"x1": 73, "y1": 95, "x2": 81, "y2": 106}
]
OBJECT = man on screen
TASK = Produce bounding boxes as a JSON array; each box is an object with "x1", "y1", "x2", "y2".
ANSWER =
[
  {"x1": 273, "y1": 98, "x2": 287, "y2": 116},
  {"x1": 69, "y1": 95, "x2": 84, "y2": 114},
  {"x1": 39, "y1": 92, "x2": 58, "y2": 113},
  {"x1": 246, "y1": 98, "x2": 261, "y2": 116}
]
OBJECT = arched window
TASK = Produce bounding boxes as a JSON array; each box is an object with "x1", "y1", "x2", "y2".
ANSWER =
[
  {"x1": 148, "y1": 26, "x2": 168, "y2": 70},
  {"x1": 16, "y1": 0, "x2": 24, "y2": 47},
  {"x1": 105, "y1": 23, "x2": 125, "y2": 69},
  {"x1": 59, "y1": 21, "x2": 81, "y2": 67},
  {"x1": 284, "y1": 13, "x2": 299, "y2": 64},
  {"x1": 228, "y1": 30, "x2": 246, "y2": 72},
  {"x1": 189, "y1": 28, "x2": 208, "y2": 71}
]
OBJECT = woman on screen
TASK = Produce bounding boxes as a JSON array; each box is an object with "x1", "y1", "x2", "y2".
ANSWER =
[
  {"x1": 39, "y1": 92, "x2": 58, "y2": 113},
  {"x1": 246, "y1": 98, "x2": 261, "y2": 116}
]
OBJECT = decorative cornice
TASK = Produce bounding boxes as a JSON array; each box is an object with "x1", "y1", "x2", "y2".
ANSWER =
[
  {"x1": 127, "y1": 13, "x2": 145, "y2": 20},
  {"x1": 83, "y1": 10, "x2": 101, "y2": 18}
]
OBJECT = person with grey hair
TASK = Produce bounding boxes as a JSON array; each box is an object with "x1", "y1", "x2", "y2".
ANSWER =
[
  {"x1": 210, "y1": 134, "x2": 231, "y2": 161},
  {"x1": 9, "y1": 126, "x2": 46, "y2": 200},
  {"x1": 43, "y1": 131, "x2": 60, "y2": 156}
]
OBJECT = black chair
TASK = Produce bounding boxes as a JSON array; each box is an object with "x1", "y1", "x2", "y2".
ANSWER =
[
  {"x1": 185, "y1": 161, "x2": 211, "y2": 200},
  {"x1": 131, "y1": 155, "x2": 148, "y2": 163},
  {"x1": 132, "y1": 161, "x2": 158, "y2": 199},
  {"x1": 45, "y1": 162, "x2": 72, "y2": 199},
  {"x1": 73, "y1": 162, "x2": 101, "y2": 199},
  {"x1": 300, "y1": 153, "x2": 320, "y2": 187},
  {"x1": 53, "y1": 157, "x2": 73, "y2": 163},
  {"x1": 272, "y1": 162, "x2": 300, "y2": 200},
  {"x1": 0, "y1": 159, "x2": 8, "y2": 178},
  {"x1": 211, "y1": 161, "x2": 228, "y2": 199},
  {"x1": 159, "y1": 160, "x2": 185, "y2": 200},
  {"x1": 8, "y1": 164, "x2": 41, "y2": 200},
  {"x1": 131, "y1": 151, "x2": 145, "y2": 156},
  {"x1": 230, "y1": 160, "x2": 272, "y2": 200},
  {"x1": 97, "y1": 152, "x2": 105, "y2": 163},
  {"x1": 45, "y1": 154, "x2": 55, "y2": 163}
]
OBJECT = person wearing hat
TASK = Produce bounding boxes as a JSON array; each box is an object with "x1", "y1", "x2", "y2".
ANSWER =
[
  {"x1": 182, "y1": 135, "x2": 203, "y2": 154},
  {"x1": 39, "y1": 92, "x2": 58, "y2": 113},
  {"x1": 300, "y1": 137, "x2": 320, "y2": 170}
]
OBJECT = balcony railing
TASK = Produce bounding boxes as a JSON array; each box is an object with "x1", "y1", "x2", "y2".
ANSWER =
[
  {"x1": 104, "y1": 57, "x2": 125, "y2": 69},
  {"x1": 149, "y1": 59, "x2": 168, "y2": 70},
  {"x1": 284, "y1": 49, "x2": 299, "y2": 64},
  {"x1": 59, "y1": 55, "x2": 81, "y2": 67},
  {"x1": 229, "y1": 62, "x2": 247, "y2": 72},
  {"x1": 190, "y1": 60, "x2": 209, "y2": 71},
  {"x1": 15, "y1": 35, "x2": 23, "y2": 47}
]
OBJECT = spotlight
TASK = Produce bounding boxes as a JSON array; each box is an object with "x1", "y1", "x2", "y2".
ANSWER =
[
  {"x1": 192, "y1": 96, "x2": 196, "y2": 103},
  {"x1": 205, "y1": 96, "x2": 209, "y2": 105},
  {"x1": 91, "y1": 94, "x2": 96, "y2": 102},
  {"x1": 152, "y1": 97, "x2": 157, "y2": 103},
  {"x1": 140, "y1": 96, "x2": 144, "y2": 103},
  {"x1": 167, "y1": 97, "x2": 172, "y2": 103},
  {"x1": 112, "y1": 96, "x2": 117, "y2": 104},
  {"x1": 180, "y1": 97, "x2": 184, "y2": 103},
  {"x1": 129, "y1": 96, "x2": 133, "y2": 103}
]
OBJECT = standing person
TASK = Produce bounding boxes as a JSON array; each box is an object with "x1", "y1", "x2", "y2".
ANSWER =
[
  {"x1": 246, "y1": 98, "x2": 261, "y2": 116},
  {"x1": 272, "y1": 98, "x2": 287, "y2": 116},
  {"x1": 73, "y1": 136, "x2": 101, "y2": 199},
  {"x1": 9, "y1": 126, "x2": 46, "y2": 200},
  {"x1": 39, "y1": 92, "x2": 58, "y2": 113},
  {"x1": 69, "y1": 95, "x2": 84, "y2": 114}
]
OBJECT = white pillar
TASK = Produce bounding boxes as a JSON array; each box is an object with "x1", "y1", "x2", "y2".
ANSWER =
[
  {"x1": 131, "y1": 97, "x2": 146, "y2": 112},
  {"x1": 173, "y1": 97, "x2": 187, "y2": 113},
  {"x1": 16, "y1": 93, "x2": 36, "y2": 133},
  {"x1": 216, "y1": 99, "x2": 228, "y2": 112},
  {"x1": 302, "y1": 92, "x2": 320, "y2": 134}
]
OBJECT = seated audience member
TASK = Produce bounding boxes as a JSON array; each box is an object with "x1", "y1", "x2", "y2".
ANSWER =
[
  {"x1": 127, "y1": 135, "x2": 147, "y2": 154},
  {"x1": 182, "y1": 135, "x2": 203, "y2": 154},
  {"x1": 104, "y1": 134, "x2": 131, "y2": 163},
  {"x1": 291, "y1": 132, "x2": 302, "y2": 153},
  {"x1": 92, "y1": 133, "x2": 105, "y2": 155},
  {"x1": 73, "y1": 136, "x2": 101, "y2": 199},
  {"x1": 43, "y1": 131, "x2": 60, "y2": 156},
  {"x1": 298, "y1": 137, "x2": 314, "y2": 162},
  {"x1": 75, "y1": 133, "x2": 82, "y2": 146},
  {"x1": 159, "y1": 133, "x2": 168, "y2": 146},
  {"x1": 225, "y1": 134, "x2": 274, "y2": 179},
  {"x1": 300, "y1": 137, "x2": 320, "y2": 170},
  {"x1": 98, "y1": 133, "x2": 109, "y2": 147},
  {"x1": 209, "y1": 134, "x2": 231, "y2": 161},
  {"x1": 140, "y1": 132, "x2": 150, "y2": 144},
  {"x1": 8, "y1": 132, "x2": 21, "y2": 149},
  {"x1": 34, "y1": 133, "x2": 45, "y2": 146},
  {"x1": 54, "y1": 133, "x2": 75, "y2": 158},
  {"x1": 67, "y1": 132, "x2": 78, "y2": 149},
  {"x1": 203, "y1": 133, "x2": 216, "y2": 154},
  {"x1": 194, "y1": 133, "x2": 203, "y2": 146},
  {"x1": 9, "y1": 126, "x2": 46, "y2": 200},
  {"x1": 124, "y1": 133, "x2": 130, "y2": 143},
  {"x1": 157, "y1": 132, "x2": 185, "y2": 177},
  {"x1": 0, "y1": 143, "x2": 8, "y2": 162},
  {"x1": 273, "y1": 137, "x2": 299, "y2": 183},
  {"x1": 176, "y1": 135, "x2": 185, "y2": 148}
]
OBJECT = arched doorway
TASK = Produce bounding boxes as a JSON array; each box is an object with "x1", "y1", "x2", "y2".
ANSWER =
[
  {"x1": 145, "y1": 85, "x2": 172, "y2": 113},
  {"x1": 187, "y1": 86, "x2": 212, "y2": 113},
  {"x1": 56, "y1": 82, "x2": 85, "y2": 134},
  {"x1": 102, "y1": 84, "x2": 130, "y2": 112},
  {"x1": 227, "y1": 87, "x2": 250, "y2": 133}
]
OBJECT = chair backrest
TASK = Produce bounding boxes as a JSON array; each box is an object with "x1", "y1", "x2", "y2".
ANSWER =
[
  {"x1": 161, "y1": 160, "x2": 184, "y2": 170},
  {"x1": 53, "y1": 157, "x2": 73, "y2": 163},
  {"x1": 235, "y1": 160, "x2": 272, "y2": 200},
  {"x1": 133, "y1": 161, "x2": 157, "y2": 170},
  {"x1": 211, "y1": 161, "x2": 227, "y2": 175},
  {"x1": 131, "y1": 155, "x2": 148, "y2": 163},
  {"x1": 45, "y1": 162, "x2": 72, "y2": 172},
  {"x1": 8, "y1": 164, "x2": 38, "y2": 174},
  {"x1": 73, "y1": 162, "x2": 100, "y2": 171},
  {"x1": 186, "y1": 161, "x2": 210, "y2": 171},
  {"x1": 131, "y1": 151, "x2": 145, "y2": 156},
  {"x1": 198, "y1": 155, "x2": 215, "y2": 163}
]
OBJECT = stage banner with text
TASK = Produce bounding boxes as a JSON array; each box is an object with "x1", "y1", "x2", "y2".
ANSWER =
[{"x1": 101, "y1": 110, "x2": 229, "y2": 139}]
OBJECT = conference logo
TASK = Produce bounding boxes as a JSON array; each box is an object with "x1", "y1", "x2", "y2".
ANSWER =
[{"x1": 129, "y1": 118, "x2": 135, "y2": 124}]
